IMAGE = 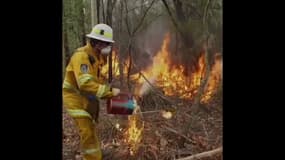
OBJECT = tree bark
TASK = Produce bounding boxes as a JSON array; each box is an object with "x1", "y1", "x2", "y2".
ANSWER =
[
  {"x1": 91, "y1": 0, "x2": 96, "y2": 27},
  {"x1": 161, "y1": 0, "x2": 193, "y2": 48},
  {"x1": 191, "y1": 0, "x2": 212, "y2": 115},
  {"x1": 106, "y1": 0, "x2": 117, "y2": 27},
  {"x1": 127, "y1": 38, "x2": 133, "y2": 91},
  {"x1": 173, "y1": 0, "x2": 185, "y2": 23},
  {"x1": 118, "y1": 0, "x2": 124, "y2": 86},
  {"x1": 191, "y1": 38, "x2": 211, "y2": 114},
  {"x1": 96, "y1": 0, "x2": 100, "y2": 23},
  {"x1": 62, "y1": 32, "x2": 66, "y2": 80},
  {"x1": 101, "y1": 0, "x2": 106, "y2": 23},
  {"x1": 79, "y1": 0, "x2": 86, "y2": 45}
]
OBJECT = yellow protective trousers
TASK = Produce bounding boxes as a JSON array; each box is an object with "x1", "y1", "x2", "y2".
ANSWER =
[{"x1": 66, "y1": 108, "x2": 102, "y2": 160}]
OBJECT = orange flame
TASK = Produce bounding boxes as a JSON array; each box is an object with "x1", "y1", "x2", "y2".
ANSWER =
[
  {"x1": 201, "y1": 55, "x2": 222, "y2": 103},
  {"x1": 124, "y1": 113, "x2": 144, "y2": 155},
  {"x1": 101, "y1": 50, "x2": 129, "y2": 78},
  {"x1": 116, "y1": 33, "x2": 221, "y2": 155},
  {"x1": 101, "y1": 33, "x2": 222, "y2": 103},
  {"x1": 135, "y1": 33, "x2": 222, "y2": 103}
]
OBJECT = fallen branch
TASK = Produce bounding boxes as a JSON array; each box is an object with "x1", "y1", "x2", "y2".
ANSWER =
[
  {"x1": 133, "y1": 110, "x2": 161, "y2": 115},
  {"x1": 177, "y1": 147, "x2": 222, "y2": 160},
  {"x1": 163, "y1": 126, "x2": 194, "y2": 144},
  {"x1": 130, "y1": 62, "x2": 177, "y2": 109}
]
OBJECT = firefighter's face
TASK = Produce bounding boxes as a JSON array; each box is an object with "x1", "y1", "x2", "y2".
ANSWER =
[
  {"x1": 90, "y1": 39, "x2": 111, "y2": 53},
  {"x1": 96, "y1": 40, "x2": 110, "y2": 50}
]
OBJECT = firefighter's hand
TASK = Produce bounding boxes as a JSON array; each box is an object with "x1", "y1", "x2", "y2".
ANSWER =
[{"x1": 112, "y1": 88, "x2": 120, "y2": 96}]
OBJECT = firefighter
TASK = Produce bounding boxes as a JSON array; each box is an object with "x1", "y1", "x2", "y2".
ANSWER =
[{"x1": 63, "y1": 23, "x2": 120, "y2": 160}]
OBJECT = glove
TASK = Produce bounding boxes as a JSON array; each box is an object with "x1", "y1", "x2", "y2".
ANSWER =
[
  {"x1": 112, "y1": 88, "x2": 120, "y2": 96},
  {"x1": 87, "y1": 95, "x2": 97, "y2": 101}
]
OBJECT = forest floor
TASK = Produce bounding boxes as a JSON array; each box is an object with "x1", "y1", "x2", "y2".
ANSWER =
[{"x1": 63, "y1": 87, "x2": 222, "y2": 160}]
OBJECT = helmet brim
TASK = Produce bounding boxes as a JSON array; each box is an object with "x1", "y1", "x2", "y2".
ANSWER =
[{"x1": 86, "y1": 34, "x2": 115, "y2": 43}]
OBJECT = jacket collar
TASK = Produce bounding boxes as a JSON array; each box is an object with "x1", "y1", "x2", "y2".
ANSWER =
[{"x1": 85, "y1": 42, "x2": 105, "y2": 65}]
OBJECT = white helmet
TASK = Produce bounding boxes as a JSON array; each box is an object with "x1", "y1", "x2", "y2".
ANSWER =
[{"x1": 86, "y1": 24, "x2": 114, "y2": 43}]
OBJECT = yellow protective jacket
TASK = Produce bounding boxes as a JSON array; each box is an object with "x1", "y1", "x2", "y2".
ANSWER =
[{"x1": 63, "y1": 42, "x2": 113, "y2": 110}]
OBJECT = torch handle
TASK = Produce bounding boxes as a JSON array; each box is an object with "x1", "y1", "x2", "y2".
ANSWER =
[
  {"x1": 108, "y1": 47, "x2": 113, "y2": 85},
  {"x1": 107, "y1": 47, "x2": 113, "y2": 110}
]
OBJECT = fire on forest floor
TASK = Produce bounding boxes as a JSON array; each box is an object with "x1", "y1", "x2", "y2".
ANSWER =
[
  {"x1": 62, "y1": 88, "x2": 222, "y2": 160},
  {"x1": 97, "y1": 90, "x2": 222, "y2": 160}
]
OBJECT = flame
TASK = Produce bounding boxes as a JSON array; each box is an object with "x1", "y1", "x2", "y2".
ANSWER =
[
  {"x1": 201, "y1": 56, "x2": 222, "y2": 103},
  {"x1": 138, "y1": 34, "x2": 171, "y2": 84},
  {"x1": 100, "y1": 33, "x2": 221, "y2": 103},
  {"x1": 134, "y1": 33, "x2": 222, "y2": 103},
  {"x1": 124, "y1": 114, "x2": 144, "y2": 155},
  {"x1": 101, "y1": 50, "x2": 129, "y2": 78},
  {"x1": 108, "y1": 33, "x2": 221, "y2": 155}
]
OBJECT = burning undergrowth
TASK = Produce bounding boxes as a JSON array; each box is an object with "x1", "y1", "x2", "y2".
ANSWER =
[
  {"x1": 105, "y1": 32, "x2": 222, "y2": 104},
  {"x1": 134, "y1": 33, "x2": 222, "y2": 103},
  {"x1": 98, "y1": 94, "x2": 222, "y2": 160},
  {"x1": 98, "y1": 32, "x2": 222, "y2": 159}
]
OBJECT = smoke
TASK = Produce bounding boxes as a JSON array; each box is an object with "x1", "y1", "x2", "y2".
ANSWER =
[
  {"x1": 138, "y1": 76, "x2": 156, "y2": 96},
  {"x1": 132, "y1": 17, "x2": 180, "y2": 97},
  {"x1": 134, "y1": 17, "x2": 171, "y2": 69},
  {"x1": 135, "y1": 20, "x2": 172, "y2": 96}
]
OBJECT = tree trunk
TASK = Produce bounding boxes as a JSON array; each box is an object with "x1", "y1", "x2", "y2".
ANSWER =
[
  {"x1": 101, "y1": 0, "x2": 105, "y2": 23},
  {"x1": 173, "y1": 0, "x2": 185, "y2": 23},
  {"x1": 78, "y1": 0, "x2": 86, "y2": 45},
  {"x1": 162, "y1": 0, "x2": 193, "y2": 48},
  {"x1": 127, "y1": 38, "x2": 133, "y2": 91},
  {"x1": 191, "y1": 0, "x2": 212, "y2": 115},
  {"x1": 118, "y1": 0, "x2": 124, "y2": 86},
  {"x1": 96, "y1": 0, "x2": 100, "y2": 23},
  {"x1": 106, "y1": 0, "x2": 117, "y2": 27},
  {"x1": 91, "y1": 0, "x2": 96, "y2": 27},
  {"x1": 191, "y1": 39, "x2": 211, "y2": 114},
  {"x1": 62, "y1": 32, "x2": 66, "y2": 80},
  {"x1": 63, "y1": 32, "x2": 70, "y2": 62}
]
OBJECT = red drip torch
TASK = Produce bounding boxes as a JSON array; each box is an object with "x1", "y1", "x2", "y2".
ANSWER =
[{"x1": 107, "y1": 48, "x2": 136, "y2": 115}]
